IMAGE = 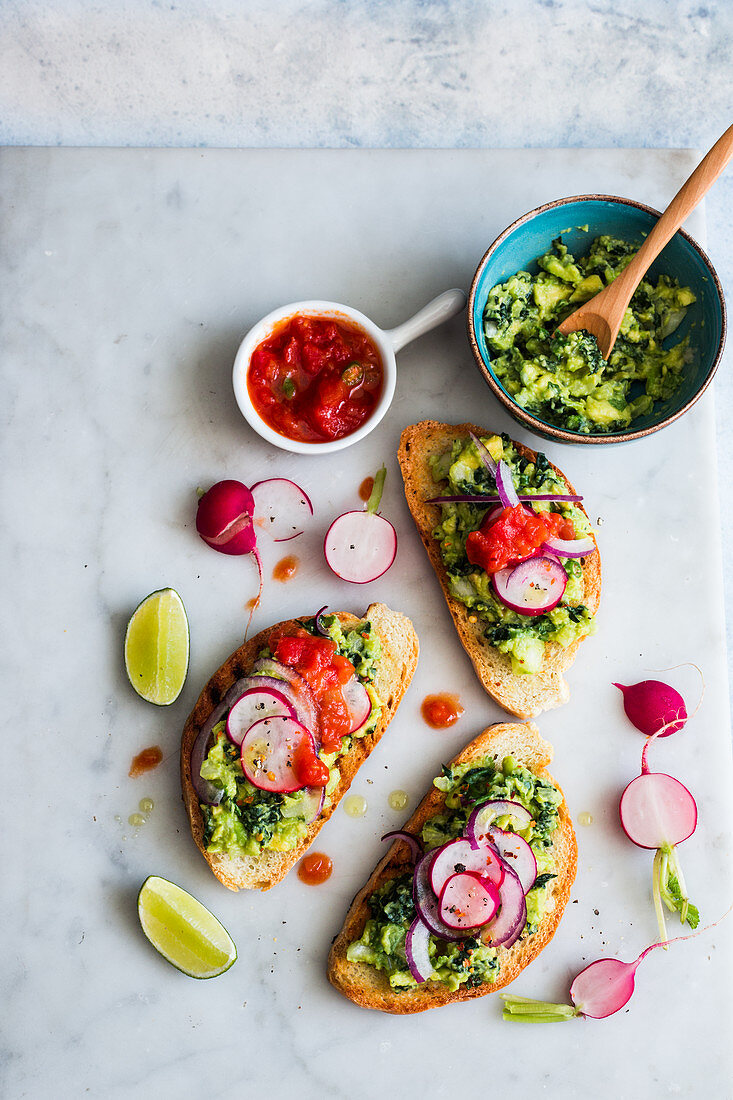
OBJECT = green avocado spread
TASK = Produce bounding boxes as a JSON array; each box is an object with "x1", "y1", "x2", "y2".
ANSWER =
[
  {"x1": 430, "y1": 433, "x2": 596, "y2": 675},
  {"x1": 200, "y1": 615, "x2": 382, "y2": 859},
  {"x1": 346, "y1": 754, "x2": 562, "y2": 992},
  {"x1": 484, "y1": 234, "x2": 696, "y2": 433}
]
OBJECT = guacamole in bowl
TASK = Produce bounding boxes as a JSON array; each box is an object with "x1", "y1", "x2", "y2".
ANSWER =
[{"x1": 467, "y1": 196, "x2": 725, "y2": 445}]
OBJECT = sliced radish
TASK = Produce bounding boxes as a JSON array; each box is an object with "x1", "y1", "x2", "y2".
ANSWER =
[
  {"x1": 413, "y1": 851, "x2": 469, "y2": 941},
  {"x1": 542, "y1": 534, "x2": 596, "y2": 558},
  {"x1": 240, "y1": 715, "x2": 316, "y2": 793},
  {"x1": 324, "y1": 510, "x2": 397, "y2": 583},
  {"x1": 405, "y1": 917, "x2": 433, "y2": 984},
  {"x1": 619, "y1": 772, "x2": 698, "y2": 850},
  {"x1": 281, "y1": 785, "x2": 325, "y2": 824},
  {"x1": 251, "y1": 478, "x2": 313, "y2": 542},
  {"x1": 249, "y1": 658, "x2": 319, "y2": 740},
  {"x1": 481, "y1": 864, "x2": 527, "y2": 947},
  {"x1": 226, "y1": 686, "x2": 296, "y2": 745},
  {"x1": 430, "y1": 837, "x2": 505, "y2": 897},
  {"x1": 487, "y1": 826, "x2": 537, "y2": 894},
  {"x1": 492, "y1": 555, "x2": 567, "y2": 616},
  {"x1": 466, "y1": 799, "x2": 533, "y2": 849},
  {"x1": 342, "y1": 676, "x2": 372, "y2": 733},
  {"x1": 439, "y1": 872, "x2": 501, "y2": 930},
  {"x1": 324, "y1": 465, "x2": 397, "y2": 584}
]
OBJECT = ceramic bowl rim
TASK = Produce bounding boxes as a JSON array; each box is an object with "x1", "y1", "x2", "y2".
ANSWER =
[{"x1": 466, "y1": 193, "x2": 727, "y2": 445}]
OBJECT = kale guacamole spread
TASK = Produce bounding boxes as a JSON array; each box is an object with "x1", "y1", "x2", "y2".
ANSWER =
[
  {"x1": 430, "y1": 433, "x2": 596, "y2": 675},
  {"x1": 200, "y1": 615, "x2": 381, "y2": 859},
  {"x1": 484, "y1": 234, "x2": 696, "y2": 433},
  {"x1": 346, "y1": 754, "x2": 561, "y2": 992}
]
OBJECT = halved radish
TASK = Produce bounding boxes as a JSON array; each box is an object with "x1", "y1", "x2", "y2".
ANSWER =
[
  {"x1": 439, "y1": 872, "x2": 501, "y2": 931},
  {"x1": 324, "y1": 466, "x2": 397, "y2": 584},
  {"x1": 487, "y1": 826, "x2": 537, "y2": 894},
  {"x1": 492, "y1": 555, "x2": 567, "y2": 616},
  {"x1": 251, "y1": 478, "x2": 313, "y2": 542},
  {"x1": 196, "y1": 479, "x2": 256, "y2": 555},
  {"x1": 430, "y1": 837, "x2": 505, "y2": 897},
  {"x1": 240, "y1": 715, "x2": 316, "y2": 793},
  {"x1": 466, "y1": 799, "x2": 533, "y2": 849},
  {"x1": 342, "y1": 676, "x2": 372, "y2": 733},
  {"x1": 619, "y1": 772, "x2": 698, "y2": 850},
  {"x1": 481, "y1": 864, "x2": 527, "y2": 947},
  {"x1": 226, "y1": 686, "x2": 296, "y2": 745}
]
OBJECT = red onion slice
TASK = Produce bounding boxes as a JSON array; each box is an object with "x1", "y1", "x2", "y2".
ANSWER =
[
  {"x1": 439, "y1": 872, "x2": 501, "y2": 930},
  {"x1": 430, "y1": 837, "x2": 505, "y2": 897},
  {"x1": 468, "y1": 430, "x2": 498, "y2": 476},
  {"x1": 314, "y1": 606, "x2": 331, "y2": 636},
  {"x1": 381, "y1": 830, "x2": 423, "y2": 865},
  {"x1": 481, "y1": 864, "x2": 527, "y2": 947},
  {"x1": 541, "y1": 534, "x2": 596, "y2": 558},
  {"x1": 494, "y1": 459, "x2": 520, "y2": 509},
  {"x1": 426, "y1": 493, "x2": 583, "y2": 505},
  {"x1": 226, "y1": 686, "x2": 297, "y2": 745},
  {"x1": 487, "y1": 826, "x2": 537, "y2": 894},
  {"x1": 405, "y1": 917, "x2": 433, "y2": 984},
  {"x1": 413, "y1": 851, "x2": 469, "y2": 941},
  {"x1": 240, "y1": 715, "x2": 316, "y2": 793},
  {"x1": 466, "y1": 800, "x2": 534, "y2": 848},
  {"x1": 190, "y1": 676, "x2": 253, "y2": 805},
  {"x1": 492, "y1": 555, "x2": 567, "y2": 616}
]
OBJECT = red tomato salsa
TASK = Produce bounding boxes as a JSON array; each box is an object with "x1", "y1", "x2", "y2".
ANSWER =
[
  {"x1": 273, "y1": 630, "x2": 356, "y2": 754},
  {"x1": 247, "y1": 313, "x2": 384, "y2": 443},
  {"x1": 466, "y1": 504, "x2": 576, "y2": 575}
]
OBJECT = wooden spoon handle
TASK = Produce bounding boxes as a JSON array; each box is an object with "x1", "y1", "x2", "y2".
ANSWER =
[{"x1": 613, "y1": 124, "x2": 733, "y2": 298}]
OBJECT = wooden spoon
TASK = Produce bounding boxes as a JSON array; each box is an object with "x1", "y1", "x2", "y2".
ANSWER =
[{"x1": 556, "y1": 124, "x2": 733, "y2": 359}]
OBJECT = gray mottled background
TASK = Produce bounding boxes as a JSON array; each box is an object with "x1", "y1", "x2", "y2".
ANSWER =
[{"x1": 1, "y1": 0, "x2": 731, "y2": 702}]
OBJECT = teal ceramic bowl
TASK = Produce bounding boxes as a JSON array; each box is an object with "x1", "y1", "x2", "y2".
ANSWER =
[{"x1": 467, "y1": 195, "x2": 726, "y2": 444}]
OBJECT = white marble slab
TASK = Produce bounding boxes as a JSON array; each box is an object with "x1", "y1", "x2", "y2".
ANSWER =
[{"x1": 1, "y1": 148, "x2": 731, "y2": 1099}]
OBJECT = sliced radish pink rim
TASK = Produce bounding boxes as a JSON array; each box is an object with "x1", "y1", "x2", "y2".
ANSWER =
[
  {"x1": 487, "y1": 826, "x2": 537, "y2": 894},
  {"x1": 323, "y1": 510, "x2": 397, "y2": 584},
  {"x1": 226, "y1": 686, "x2": 297, "y2": 745},
  {"x1": 342, "y1": 675, "x2": 372, "y2": 733},
  {"x1": 249, "y1": 658, "x2": 319, "y2": 741},
  {"x1": 240, "y1": 715, "x2": 315, "y2": 793},
  {"x1": 251, "y1": 478, "x2": 313, "y2": 543},
  {"x1": 619, "y1": 772, "x2": 698, "y2": 849},
  {"x1": 492, "y1": 555, "x2": 567, "y2": 617},
  {"x1": 405, "y1": 917, "x2": 433, "y2": 984},
  {"x1": 481, "y1": 864, "x2": 527, "y2": 947},
  {"x1": 413, "y1": 851, "x2": 469, "y2": 941},
  {"x1": 281, "y1": 784, "x2": 325, "y2": 824},
  {"x1": 429, "y1": 837, "x2": 505, "y2": 897},
  {"x1": 439, "y1": 872, "x2": 501, "y2": 930}
]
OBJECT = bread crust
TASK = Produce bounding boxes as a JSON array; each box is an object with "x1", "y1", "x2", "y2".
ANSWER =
[
  {"x1": 180, "y1": 602, "x2": 419, "y2": 891},
  {"x1": 397, "y1": 420, "x2": 601, "y2": 718},
  {"x1": 327, "y1": 721, "x2": 577, "y2": 1013}
]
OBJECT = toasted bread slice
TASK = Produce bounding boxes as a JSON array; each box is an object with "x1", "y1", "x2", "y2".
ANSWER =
[
  {"x1": 180, "y1": 602, "x2": 419, "y2": 891},
  {"x1": 328, "y1": 721, "x2": 576, "y2": 1013},
  {"x1": 398, "y1": 420, "x2": 601, "y2": 718}
]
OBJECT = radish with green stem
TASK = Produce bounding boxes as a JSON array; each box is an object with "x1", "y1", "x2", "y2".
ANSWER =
[
  {"x1": 619, "y1": 729, "x2": 699, "y2": 940},
  {"x1": 501, "y1": 913, "x2": 728, "y2": 1022},
  {"x1": 324, "y1": 465, "x2": 397, "y2": 583}
]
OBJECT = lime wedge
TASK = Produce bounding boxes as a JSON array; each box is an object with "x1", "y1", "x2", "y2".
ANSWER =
[
  {"x1": 137, "y1": 876, "x2": 237, "y2": 978},
  {"x1": 124, "y1": 588, "x2": 189, "y2": 705}
]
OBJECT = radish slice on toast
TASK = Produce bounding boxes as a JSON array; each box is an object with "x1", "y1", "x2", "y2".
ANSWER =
[
  {"x1": 487, "y1": 826, "x2": 537, "y2": 894},
  {"x1": 405, "y1": 917, "x2": 433, "y2": 983},
  {"x1": 466, "y1": 799, "x2": 533, "y2": 848},
  {"x1": 240, "y1": 715, "x2": 317, "y2": 793},
  {"x1": 492, "y1": 555, "x2": 567, "y2": 616},
  {"x1": 439, "y1": 872, "x2": 501, "y2": 930},
  {"x1": 413, "y1": 851, "x2": 468, "y2": 941},
  {"x1": 251, "y1": 478, "x2": 313, "y2": 542},
  {"x1": 481, "y1": 864, "x2": 527, "y2": 947},
  {"x1": 226, "y1": 686, "x2": 296, "y2": 745},
  {"x1": 342, "y1": 676, "x2": 372, "y2": 733},
  {"x1": 430, "y1": 837, "x2": 505, "y2": 897}
]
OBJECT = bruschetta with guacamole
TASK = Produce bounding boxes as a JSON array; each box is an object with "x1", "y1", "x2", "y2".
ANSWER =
[
  {"x1": 398, "y1": 421, "x2": 601, "y2": 718},
  {"x1": 180, "y1": 603, "x2": 418, "y2": 890},
  {"x1": 328, "y1": 721, "x2": 576, "y2": 1013}
]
